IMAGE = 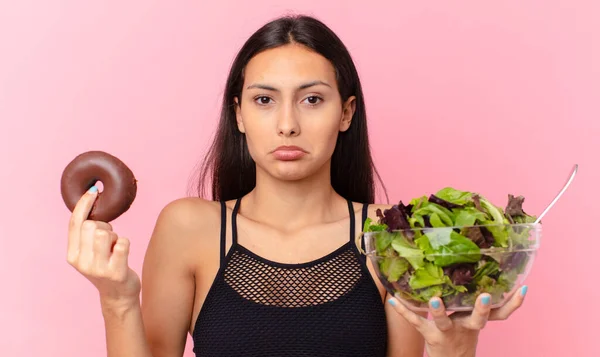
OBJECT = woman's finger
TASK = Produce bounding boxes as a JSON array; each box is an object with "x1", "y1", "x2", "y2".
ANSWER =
[
  {"x1": 109, "y1": 236, "x2": 131, "y2": 281},
  {"x1": 489, "y1": 285, "x2": 528, "y2": 321},
  {"x1": 387, "y1": 295, "x2": 429, "y2": 335},
  {"x1": 93, "y1": 229, "x2": 118, "y2": 262},
  {"x1": 93, "y1": 221, "x2": 114, "y2": 231},
  {"x1": 67, "y1": 188, "x2": 98, "y2": 263},
  {"x1": 79, "y1": 220, "x2": 113, "y2": 259},
  {"x1": 78, "y1": 220, "x2": 97, "y2": 265},
  {"x1": 428, "y1": 298, "x2": 453, "y2": 331},
  {"x1": 465, "y1": 294, "x2": 492, "y2": 330}
]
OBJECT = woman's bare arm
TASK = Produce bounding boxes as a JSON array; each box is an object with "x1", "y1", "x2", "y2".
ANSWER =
[
  {"x1": 102, "y1": 300, "x2": 153, "y2": 357},
  {"x1": 139, "y1": 198, "x2": 212, "y2": 356},
  {"x1": 100, "y1": 198, "x2": 212, "y2": 357}
]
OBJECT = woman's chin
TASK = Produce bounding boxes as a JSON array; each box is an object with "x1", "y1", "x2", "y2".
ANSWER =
[
  {"x1": 257, "y1": 159, "x2": 328, "y2": 182},
  {"x1": 272, "y1": 169, "x2": 309, "y2": 181},
  {"x1": 269, "y1": 163, "x2": 315, "y2": 182}
]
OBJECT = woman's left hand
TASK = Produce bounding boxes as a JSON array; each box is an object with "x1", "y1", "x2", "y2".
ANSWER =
[{"x1": 387, "y1": 285, "x2": 528, "y2": 357}]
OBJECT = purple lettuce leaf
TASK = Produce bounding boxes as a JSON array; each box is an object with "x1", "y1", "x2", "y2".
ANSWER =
[{"x1": 429, "y1": 194, "x2": 464, "y2": 210}]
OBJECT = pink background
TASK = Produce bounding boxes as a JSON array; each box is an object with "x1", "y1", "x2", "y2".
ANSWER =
[{"x1": 1, "y1": 1, "x2": 598, "y2": 356}]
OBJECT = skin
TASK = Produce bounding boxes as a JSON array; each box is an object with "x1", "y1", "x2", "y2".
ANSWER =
[{"x1": 66, "y1": 43, "x2": 527, "y2": 357}]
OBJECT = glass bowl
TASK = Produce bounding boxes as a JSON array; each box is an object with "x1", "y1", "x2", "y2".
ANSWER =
[{"x1": 358, "y1": 223, "x2": 541, "y2": 312}]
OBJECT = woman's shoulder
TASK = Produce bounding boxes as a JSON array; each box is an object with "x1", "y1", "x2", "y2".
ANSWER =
[
  {"x1": 144, "y1": 197, "x2": 227, "y2": 275},
  {"x1": 150, "y1": 197, "x2": 224, "y2": 245},
  {"x1": 158, "y1": 196, "x2": 220, "y2": 221}
]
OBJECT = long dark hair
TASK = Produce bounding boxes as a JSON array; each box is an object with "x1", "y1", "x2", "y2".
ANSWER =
[{"x1": 188, "y1": 14, "x2": 387, "y2": 204}]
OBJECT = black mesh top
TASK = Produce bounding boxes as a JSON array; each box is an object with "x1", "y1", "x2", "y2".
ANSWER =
[{"x1": 192, "y1": 198, "x2": 388, "y2": 357}]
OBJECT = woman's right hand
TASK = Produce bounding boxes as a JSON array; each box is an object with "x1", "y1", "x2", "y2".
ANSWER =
[{"x1": 67, "y1": 186, "x2": 141, "y2": 311}]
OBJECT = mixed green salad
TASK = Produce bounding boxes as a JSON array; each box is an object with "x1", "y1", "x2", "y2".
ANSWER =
[{"x1": 363, "y1": 187, "x2": 539, "y2": 307}]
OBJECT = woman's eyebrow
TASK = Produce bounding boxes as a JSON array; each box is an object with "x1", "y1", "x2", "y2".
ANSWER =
[
  {"x1": 298, "y1": 80, "x2": 331, "y2": 90},
  {"x1": 246, "y1": 80, "x2": 332, "y2": 92}
]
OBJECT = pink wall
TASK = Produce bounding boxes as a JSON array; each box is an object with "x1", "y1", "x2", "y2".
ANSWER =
[{"x1": 1, "y1": 1, "x2": 598, "y2": 356}]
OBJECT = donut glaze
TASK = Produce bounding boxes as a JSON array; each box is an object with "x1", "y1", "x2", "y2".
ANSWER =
[{"x1": 61, "y1": 151, "x2": 137, "y2": 222}]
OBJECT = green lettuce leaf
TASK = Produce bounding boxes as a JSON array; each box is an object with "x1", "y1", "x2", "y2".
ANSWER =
[
  {"x1": 480, "y1": 222, "x2": 509, "y2": 247},
  {"x1": 421, "y1": 229, "x2": 482, "y2": 267},
  {"x1": 407, "y1": 264, "x2": 469, "y2": 302},
  {"x1": 373, "y1": 230, "x2": 396, "y2": 253},
  {"x1": 409, "y1": 216, "x2": 425, "y2": 229},
  {"x1": 391, "y1": 236, "x2": 425, "y2": 270},
  {"x1": 497, "y1": 270, "x2": 519, "y2": 291},
  {"x1": 363, "y1": 217, "x2": 387, "y2": 232},
  {"x1": 472, "y1": 260, "x2": 500, "y2": 283},
  {"x1": 379, "y1": 257, "x2": 410, "y2": 282},
  {"x1": 409, "y1": 196, "x2": 429, "y2": 211},
  {"x1": 454, "y1": 208, "x2": 488, "y2": 227},
  {"x1": 409, "y1": 263, "x2": 446, "y2": 290},
  {"x1": 434, "y1": 187, "x2": 474, "y2": 206},
  {"x1": 413, "y1": 202, "x2": 456, "y2": 226},
  {"x1": 479, "y1": 198, "x2": 505, "y2": 222}
]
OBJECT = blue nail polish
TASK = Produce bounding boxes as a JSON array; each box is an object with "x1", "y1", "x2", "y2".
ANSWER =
[
  {"x1": 521, "y1": 285, "x2": 528, "y2": 297},
  {"x1": 388, "y1": 299, "x2": 396, "y2": 306},
  {"x1": 481, "y1": 296, "x2": 491, "y2": 305},
  {"x1": 88, "y1": 186, "x2": 98, "y2": 193},
  {"x1": 431, "y1": 300, "x2": 440, "y2": 309}
]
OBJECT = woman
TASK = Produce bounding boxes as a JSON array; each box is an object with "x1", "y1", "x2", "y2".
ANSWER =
[{"x1": 66, "y1": 15, "x2": 527, "y2": 357}]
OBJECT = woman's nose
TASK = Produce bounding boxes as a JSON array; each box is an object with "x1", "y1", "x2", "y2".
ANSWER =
[{"x1": 277, "y1": 105, "x2": 300, "y2": 136}]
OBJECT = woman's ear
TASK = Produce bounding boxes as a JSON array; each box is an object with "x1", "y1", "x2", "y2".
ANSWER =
[
  {"x1": 234, "y1": 97, "x2": 245, "y2": 133},
  {"x1": 339, "y1": 96, "x2": 356, "y2": 132}
]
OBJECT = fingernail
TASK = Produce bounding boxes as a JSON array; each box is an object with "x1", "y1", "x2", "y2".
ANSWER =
[
  {"x1": 481, "y1": 296, "x2": 491, "y2": 305},
  {"x1": 521, "y1": 285, "x2": 528, "y2": 297},
  {"x1": 388, "y1": 298, "x2": 396, "y2": 306},
  {"x1": 431, "y1": 300, "x2": 440, "y2": 309},
  {"x1": 88, "y1": 186, "x2": 98, "y2": 193}
]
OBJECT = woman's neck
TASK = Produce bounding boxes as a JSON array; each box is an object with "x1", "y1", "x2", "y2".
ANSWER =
[{"x1": 242, "y1": 166, "x2": 349, "y2": 232}]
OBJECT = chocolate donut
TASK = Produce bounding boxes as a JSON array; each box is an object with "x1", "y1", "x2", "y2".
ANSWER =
[{"x1": 61, "y1": 151, "x2": 137, "y2": 222}]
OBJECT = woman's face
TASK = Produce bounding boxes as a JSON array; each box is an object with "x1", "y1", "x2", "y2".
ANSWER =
[{"x1": 235, "y1": 43, "x2": 355, "y2": 181}]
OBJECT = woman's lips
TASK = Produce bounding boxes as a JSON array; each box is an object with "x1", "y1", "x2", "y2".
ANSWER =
[{"x1": 272, "y1": 146, "x2": 307, "y2": 161}]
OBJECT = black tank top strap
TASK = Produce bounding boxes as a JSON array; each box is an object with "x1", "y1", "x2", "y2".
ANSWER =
[
  {"x1": 359, "y1": 203, "x2": 370, "y2": 260},
  {"x1": 231, "y1": 197, "x2": 242, "y2": 246},
  {"x1": 347, "y1": 200, "x2": 369, "y2": 261},
  {"x1": 219, "y1": 200, "x2": 227, "y2": 268},
  {"x1": 346, "y1": 199, "x2": 355, "y2": 242},
  {"x1": 361, "y1": 203, "x2": 369, "y2": 231}
]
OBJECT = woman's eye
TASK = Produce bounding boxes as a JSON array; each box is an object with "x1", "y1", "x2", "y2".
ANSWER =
[
  {"x1": 304, "y1": 96, "x2": 322, "y2": 105},
  {"x1": 255, "y1": 96, "x2": 272, "y2": 105}
]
